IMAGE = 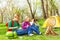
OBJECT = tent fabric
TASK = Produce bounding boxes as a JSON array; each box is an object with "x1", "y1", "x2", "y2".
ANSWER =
[{"x1": 42, "y1": 16, "x2": 60, "y2": 28}]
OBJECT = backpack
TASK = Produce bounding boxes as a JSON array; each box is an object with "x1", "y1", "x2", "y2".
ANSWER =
[{"x1": 6, "y1": 20, "x2": 14, "y2": 27}]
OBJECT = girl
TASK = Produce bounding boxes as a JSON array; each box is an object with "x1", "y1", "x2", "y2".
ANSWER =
[{"x1": 21, "y1": 16, "x2": 33, "y2": 36}]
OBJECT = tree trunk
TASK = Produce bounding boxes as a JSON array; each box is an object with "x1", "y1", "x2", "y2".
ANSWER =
[
  {"x1": 56, "y1": 9, "x2": 59, "y2": 16},
  {"x1": 41, "y1": 0, "x2": 47, "y2": 19},
  {"x1": 27, "y1": 0, "x2": 34, "y2": 19},
  {"x1": 1, "y1": 13, "x2": 3, "y2": 23},
  {"x1": 53, "y1": 9, "x2": 55, "y2": 16},
  {"x1": 50, "y1": 0, "x2": 53, "y2": 16},
  {"x1": 50, "y1": 9, "x2": 52, "y2": 16},
  {"x1": 46, "y1": 0, "x2": 48, "y2": 18}
]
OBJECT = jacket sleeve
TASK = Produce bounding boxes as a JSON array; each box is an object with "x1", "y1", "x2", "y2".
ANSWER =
[{"x1": 22, "y1": 22, "x2": 26, "y2": 29}]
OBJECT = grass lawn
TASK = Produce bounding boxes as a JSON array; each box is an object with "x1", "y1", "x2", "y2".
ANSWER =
[
  {"x1": 0, "y1": 26, "x2": 60, "y2": 40},
  {"x1": 0, "y1": 19, "x2": 60, "y2": 40}
]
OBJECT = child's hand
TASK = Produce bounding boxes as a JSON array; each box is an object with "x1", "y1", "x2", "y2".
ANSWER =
[
  {"x1": 14, "y1": 27, "x2": 18, "y2": 29},
  {"x1": 8, "y1": 27, "x2": 12, "y2": 29}
]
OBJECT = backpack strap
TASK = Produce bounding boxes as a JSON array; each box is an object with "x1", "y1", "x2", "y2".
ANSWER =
[
  {"x1": 6, "y1": 22, "x2": 8, "y2": 27},
  {"x1": 11, "y1": 20, "x2": 14, "y2": 27}
]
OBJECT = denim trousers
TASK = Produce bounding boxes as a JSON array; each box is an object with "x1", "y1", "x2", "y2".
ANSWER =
[{"x1": 16, "y1": 24, "x2": 40, "y2": 35}]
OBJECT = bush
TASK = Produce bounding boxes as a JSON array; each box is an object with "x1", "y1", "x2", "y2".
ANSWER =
[{"x1": 37, "y1": 18, "x2": 45, "y2": 26}]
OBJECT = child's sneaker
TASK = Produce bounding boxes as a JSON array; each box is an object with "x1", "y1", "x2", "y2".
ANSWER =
[
  {"x1": 29, "y1": 34, "x2": 34, "y2": 36},
  {"x1": 39, "y1": 32, "x2": 42, "y2": 35}
]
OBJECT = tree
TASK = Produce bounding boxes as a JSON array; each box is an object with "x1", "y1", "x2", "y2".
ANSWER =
[
  {"x1": 50, "y1": 0, "x2": 59, "y2": 16},
  {"x1": 41, "y1": 0, "x2": 47, "y2": 19},
  {"x1": 46, "y1": 0, "x2": 48, "y2": 17},
  {"x1": 0, "y1": 8, "x2": 5, "y2": 23},
  {"x1": 0, "y1": 12, "x2": 3, "y2": 23},
  {"x1": 56, "y1": 8, "x2": 59, "y2": 15},
  {"x1": 27, "y1": 0, "x2": 37, "y2": 19}
]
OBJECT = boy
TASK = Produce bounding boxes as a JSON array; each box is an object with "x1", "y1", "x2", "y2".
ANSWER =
[
  {"x1": 7, "y1": 13, "x2": 20, "y2": 32},
  {"x1": 6, "y1": 13, "x2": 20, "y2": 38}
]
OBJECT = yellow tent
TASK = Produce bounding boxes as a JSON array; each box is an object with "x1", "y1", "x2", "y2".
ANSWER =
[{"x1": 42, "y1": 16, "x2": 60, "y2": 28}]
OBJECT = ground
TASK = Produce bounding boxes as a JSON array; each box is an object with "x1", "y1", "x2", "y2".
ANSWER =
[{"x1": 0, "y1": 19, "x2": 60, "y2": 40}]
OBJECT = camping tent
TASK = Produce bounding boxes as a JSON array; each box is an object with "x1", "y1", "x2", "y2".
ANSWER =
[{"x1": 42, "y1": 16, "x2": 60, "y2": 28}]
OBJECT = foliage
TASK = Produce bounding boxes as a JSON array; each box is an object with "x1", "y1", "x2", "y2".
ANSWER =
[{"x1": 37, "y1": 18, "x2": 45, "y2": 26}]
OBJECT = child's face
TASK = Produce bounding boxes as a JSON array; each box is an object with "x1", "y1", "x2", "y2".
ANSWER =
[
  {"x1": 26, "y1": 17, "x2": 30, "y2": 21},
  {"x1": 14, "y1": 14, "x2": 19, "y2": 21},
  {"x1": 25, "y1": 16, "x2": 30, "y2": 22}
]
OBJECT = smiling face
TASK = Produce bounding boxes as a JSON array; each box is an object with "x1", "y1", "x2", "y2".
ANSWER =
[{"x1": 14, "y1": 13, "x2": 20, "y2": 21}]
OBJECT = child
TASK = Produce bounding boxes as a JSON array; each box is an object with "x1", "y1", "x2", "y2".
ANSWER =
[
  {"x1": 21, "y1": 16, "x2": 33, "y2": 36},
  {"x1": 7, "y1": 13, "x2": 20, "y2": 31},
  {"x1": 6, "y1": 13, "x2": 20, "y2": 38},
  {"x1": 30, "y1": 19, "x2": 41, "y2": 35}
]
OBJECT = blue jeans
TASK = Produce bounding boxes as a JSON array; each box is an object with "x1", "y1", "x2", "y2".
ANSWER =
[
  {"x1": 16, "y1": 24, "x2": 40, "y2": 35},
  {"x1": 16, "y1": 29, "x2": 27, "y2": 35},
  {"x1": 30, "y1": 23, "x2": 40, "y2": 34},
  {"x1": 16, "y1": 26, "x2": 32, "y2": 35}
]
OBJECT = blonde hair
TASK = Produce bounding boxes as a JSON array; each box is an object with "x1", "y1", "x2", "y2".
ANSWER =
[{"x1": 24, "y1": 16, "x2": 30, "y2": 21}]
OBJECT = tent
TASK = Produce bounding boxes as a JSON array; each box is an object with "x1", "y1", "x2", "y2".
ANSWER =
[{"x1": 42, "y1": 16, "x2": 60, "y2": 28}]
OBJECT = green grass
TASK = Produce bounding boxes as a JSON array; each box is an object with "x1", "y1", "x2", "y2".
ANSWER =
[
  {"x1": 0, "y1": 19, "x2": 60, "y2": 40},
  {"x1": 0, "y1": 26, "x2": 60, "y2": 40}
]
